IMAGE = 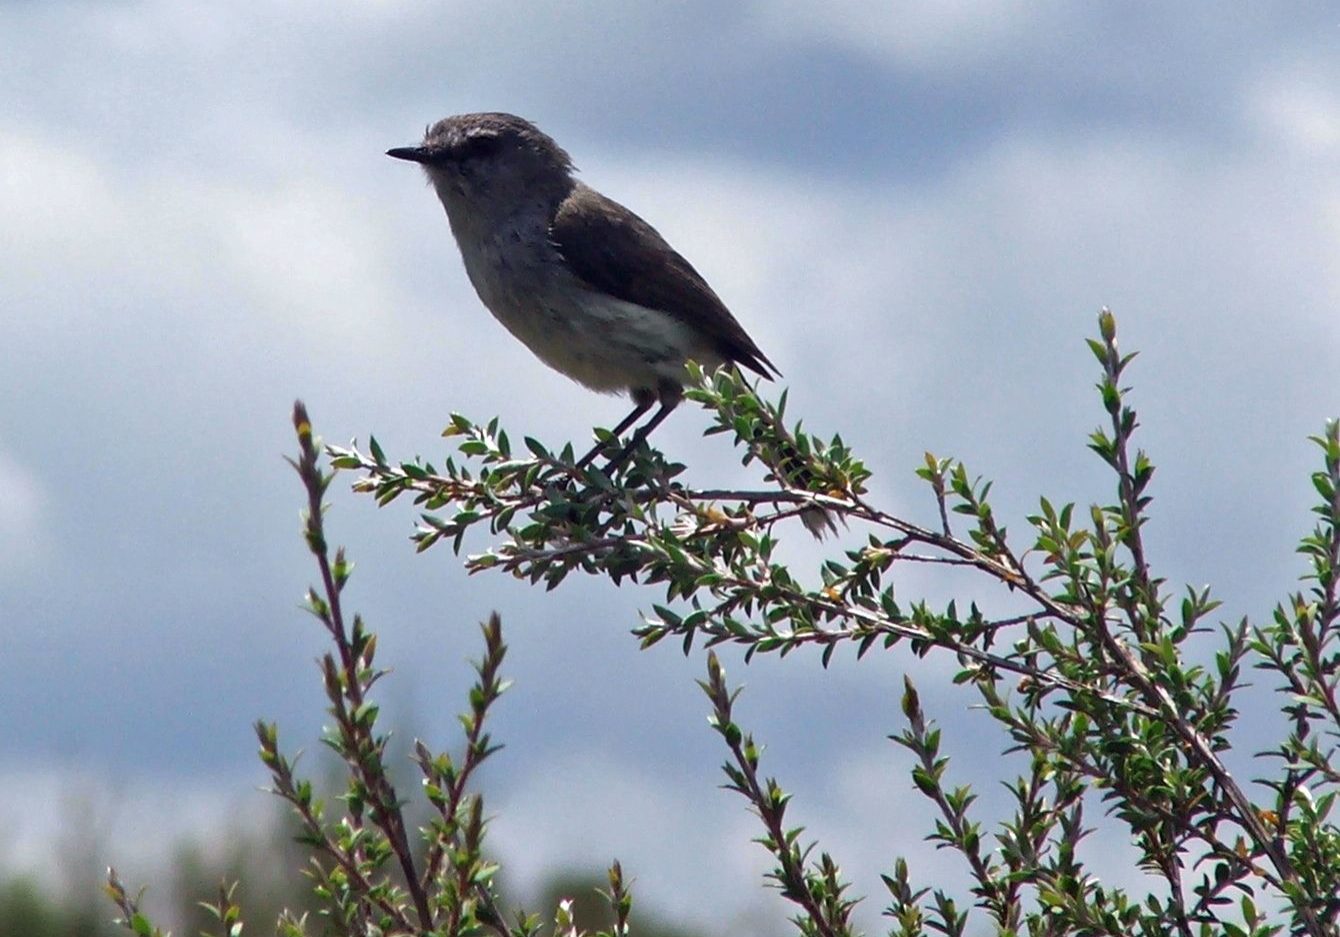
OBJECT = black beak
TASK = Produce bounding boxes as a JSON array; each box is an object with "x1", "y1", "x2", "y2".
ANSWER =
[{"x1": 386, "y1": 146, "x2": 430, "y2": 163}]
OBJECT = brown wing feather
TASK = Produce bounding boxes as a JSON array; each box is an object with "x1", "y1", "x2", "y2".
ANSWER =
[{"x1": 550, "y1": 183, "x2": 779, "y2": 379}]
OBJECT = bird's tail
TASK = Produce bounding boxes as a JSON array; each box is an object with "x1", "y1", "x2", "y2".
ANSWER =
[{"x1": 746, "y1": 409, "x2": 842, "y2": 540}]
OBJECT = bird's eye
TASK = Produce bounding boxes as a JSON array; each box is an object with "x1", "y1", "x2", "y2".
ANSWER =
[{"x1": 458, "y1": 134, "x2": 504, "y2": 160}]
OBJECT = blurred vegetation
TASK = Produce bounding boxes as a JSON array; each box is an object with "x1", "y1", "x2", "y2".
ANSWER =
[
  {"x1": 0, "y1": 876, "x2": 97, "y2": 937},
  {"x1": 3, "y1": 823, "x2": 706, "y2": 937}
]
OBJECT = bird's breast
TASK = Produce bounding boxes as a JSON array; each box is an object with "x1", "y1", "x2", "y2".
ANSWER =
[{"x1": 449, "y1": 222, "x2": 720, "y2": 395}]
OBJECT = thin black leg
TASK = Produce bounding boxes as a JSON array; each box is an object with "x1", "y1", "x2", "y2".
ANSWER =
[
  {"x1": 574, "y1": 399, "x2": 652, "y2": 469},
  {"x1": 599, "y1": 398, "x2": 679, "y2": 475}
]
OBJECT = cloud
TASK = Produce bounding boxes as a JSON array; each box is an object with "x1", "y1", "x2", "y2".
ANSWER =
[
  {"x1": 756, "y1": 0, "x2": 1065, "y2": 71},
  {"x1": 0, "y1": 765, "x2": 264, "y2": 886},
  {"x1": 0, "y1": 453, "x2": 48, "y2": 577},
  {"x1": 490, "y1": 735, "x2": 1161, "y2": 933},
  {"x1": 1247, "y1": 60, "x2": 1340, "y2": 158},
  {"x1": 489, "y1": 744, "x2": 932, "y2": 934}
]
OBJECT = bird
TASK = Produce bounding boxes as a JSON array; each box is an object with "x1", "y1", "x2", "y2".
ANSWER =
[{"x1": 387, "y1": 112, "x2": 832, "y2": 534}]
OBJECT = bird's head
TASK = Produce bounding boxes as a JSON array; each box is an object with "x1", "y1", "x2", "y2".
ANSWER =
[{"x1": 387, "y1": 112, "x2": 576, "y2": 211}]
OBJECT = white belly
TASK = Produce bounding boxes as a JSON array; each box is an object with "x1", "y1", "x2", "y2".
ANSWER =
[{"x1": 501, "y1": 291, "x2": 717, "y2": 393}]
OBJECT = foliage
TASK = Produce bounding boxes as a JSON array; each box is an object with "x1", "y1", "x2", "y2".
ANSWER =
[
  {"x1": 109, "y1": 311, "x2": 1340, "y2": 936},
  {"x1": 108, "y1": 405, "x2": 643, "y2": 937}
]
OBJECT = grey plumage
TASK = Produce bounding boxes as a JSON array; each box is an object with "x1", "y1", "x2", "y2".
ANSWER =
[{"x1": 387, "y1": 113, "x2": 776, "y2": 410}]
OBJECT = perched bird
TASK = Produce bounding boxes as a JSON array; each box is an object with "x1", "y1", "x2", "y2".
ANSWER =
[{"x1": 388, "y1": 112, "x2": 831, "y2": 533}]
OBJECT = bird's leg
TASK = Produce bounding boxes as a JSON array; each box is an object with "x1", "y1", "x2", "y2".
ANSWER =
[
  {"x1": 599, "y1": 386, "x2": 681, "y2": 475},
  {"x1": 573, "y1": 390, "x2": 655, "y2": 469}
]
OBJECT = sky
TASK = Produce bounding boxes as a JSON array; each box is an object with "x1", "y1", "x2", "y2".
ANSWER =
[{"x1": 3, "y1": 1, "x2": 1339, "y2": 932}]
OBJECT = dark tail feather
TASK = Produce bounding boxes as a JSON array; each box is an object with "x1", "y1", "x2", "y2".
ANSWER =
[
  {"x1": 758, "y1": 426, "x2": 843, "y2": 540},
  {"x1": 799, "y1": 502, "x2": 840, "y2": 539}
]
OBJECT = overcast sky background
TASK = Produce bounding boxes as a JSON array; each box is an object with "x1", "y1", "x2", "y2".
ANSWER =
[{"x1": 3, "y1": 2, "x2": 1339, "y2": 932}]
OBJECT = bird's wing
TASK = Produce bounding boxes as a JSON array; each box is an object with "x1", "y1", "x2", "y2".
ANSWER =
[{"x1": 549, "y1": 183, "x2": 779, "y2": 379}]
